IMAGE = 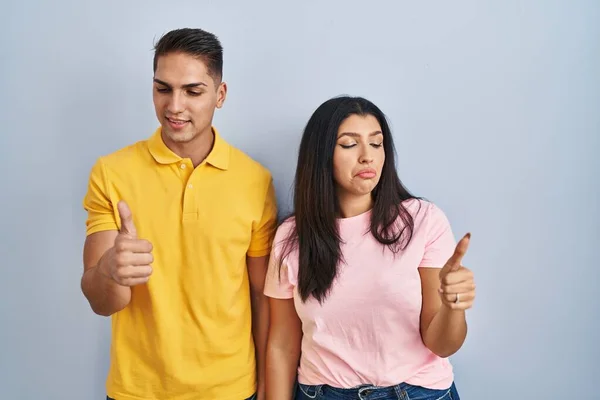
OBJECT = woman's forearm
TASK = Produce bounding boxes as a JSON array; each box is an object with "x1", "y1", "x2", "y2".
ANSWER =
[
  {"x1": 422, "y1": 305, "x2": 467, "y2": 358},
  {"x1": 265, "y1": 345, "x2": 300, "y2": 400}
]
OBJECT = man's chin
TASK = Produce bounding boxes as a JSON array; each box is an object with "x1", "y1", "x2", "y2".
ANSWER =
[{"x1": 163, "y1": 128, "x2": 196, "y2": 144}]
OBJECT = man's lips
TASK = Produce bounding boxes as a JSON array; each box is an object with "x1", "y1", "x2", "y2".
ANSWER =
[{"x1": 166, "y1": 117, "x2": 190, "y2": 129}]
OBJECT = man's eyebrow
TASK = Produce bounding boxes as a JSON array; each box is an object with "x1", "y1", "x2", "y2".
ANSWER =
[{"x1": 153, "y1": 78, "x2": 207, "y2": 88}]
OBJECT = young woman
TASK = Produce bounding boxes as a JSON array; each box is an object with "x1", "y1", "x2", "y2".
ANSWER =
[{"x1": 264, "y1": 96, "x2": 475, "y2": 400}]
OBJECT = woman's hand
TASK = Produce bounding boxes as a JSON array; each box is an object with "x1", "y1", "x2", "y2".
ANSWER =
[{"x1": 438, "y1": 233, "x2": 476, "y2": 311}]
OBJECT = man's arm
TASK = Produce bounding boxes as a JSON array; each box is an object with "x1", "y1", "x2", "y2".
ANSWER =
[
  {"x1": 247, "y1": 255, "x2": 270, "y2": 400},
  {"x1": 81, "y1": 201, "x2": 153, "y2": 316},
  {"x1": 81, "y1": 230, "x2": 131, "y2": 316}
]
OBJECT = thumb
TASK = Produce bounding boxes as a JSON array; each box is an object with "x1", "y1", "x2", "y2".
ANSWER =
[
  {"x1": 117, "y1": 200, "x2": 137, "y2": 238},
  {"x1": 441, "y1": 233, "x2": 471, "y2": 275}
]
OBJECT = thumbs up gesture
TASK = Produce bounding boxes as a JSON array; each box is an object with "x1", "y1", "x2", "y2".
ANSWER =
[
  {"x1": 438, "y1": 233, "x2": 476, "y2": 311},
  {"x1": 103, "y1": 201, "x2": 154, "y2": 286}
]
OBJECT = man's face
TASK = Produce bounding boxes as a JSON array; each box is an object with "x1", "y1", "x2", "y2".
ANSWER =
[{"x1": 152, "y1": 52, "x2": 226, "y2": 145}]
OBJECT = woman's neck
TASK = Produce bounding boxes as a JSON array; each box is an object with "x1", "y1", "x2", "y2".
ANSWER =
[{"x1": 337, "y1": 193, "x2": 373, "y2": 218}]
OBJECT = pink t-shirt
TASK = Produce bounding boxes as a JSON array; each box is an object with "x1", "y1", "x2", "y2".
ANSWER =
[{"x1": 263, "y1": 199, "x2": 457, "y2": 389}]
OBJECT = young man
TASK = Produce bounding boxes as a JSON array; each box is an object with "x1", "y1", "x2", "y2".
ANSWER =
[{"x1": 81, "y1": 28, "x2": 277, "y2": 400}]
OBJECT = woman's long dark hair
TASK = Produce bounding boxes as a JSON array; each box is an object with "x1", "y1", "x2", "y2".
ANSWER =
[{"x1": 280, "y1": 96, "x2": 420, "y2": 303}]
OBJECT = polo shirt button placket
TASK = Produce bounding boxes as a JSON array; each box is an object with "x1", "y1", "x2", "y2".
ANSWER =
[{"x1": 180, "y1": 161, "x2": 196, "y2": 220}]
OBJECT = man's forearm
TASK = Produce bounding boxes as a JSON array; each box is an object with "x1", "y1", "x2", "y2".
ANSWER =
[
  {"x1": 81, "y1": 264, "x2": 130, "y2": 317},
  {"x1": 423, "y1": 305, "x2": 467, "y2": 358},
  {"x1": 251, "y1": 292, "x2": 269, "y2": 399}
]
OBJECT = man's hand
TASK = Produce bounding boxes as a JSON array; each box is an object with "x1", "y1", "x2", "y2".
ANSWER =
[{"x1": 97, "y1": 201, "x2": 154, "y2": 286}]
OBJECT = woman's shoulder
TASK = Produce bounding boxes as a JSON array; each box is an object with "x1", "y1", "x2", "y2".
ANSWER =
[
  {"x1": 271, "y1": 215, "x2": 300, "y2": 267},
  {"x1": 273, "y1": 215, "x2": 297, "y2": 246},
  {"x1": 400, "y1": 198, "x2": 449, "y2": 224}
]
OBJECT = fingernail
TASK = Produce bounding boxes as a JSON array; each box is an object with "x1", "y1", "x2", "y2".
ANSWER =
[{"x1": 465, "y1": 232, "x2": 471, "y2": 240}]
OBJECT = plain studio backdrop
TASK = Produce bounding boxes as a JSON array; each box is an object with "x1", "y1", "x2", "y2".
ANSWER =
[{"x1": 1, "y1": 1, "x2": 598, "y2": 399}]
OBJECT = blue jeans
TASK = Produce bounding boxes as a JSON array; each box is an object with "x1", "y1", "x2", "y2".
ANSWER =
[{"x1": 295, "y1": 382, "x2": 459, "y2": 400}]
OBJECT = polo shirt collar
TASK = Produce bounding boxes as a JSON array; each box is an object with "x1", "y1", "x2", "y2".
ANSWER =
[
  {"x1": 205, "y1": 127, "x2": 230, "y2": 170},
  {"x1": 148, "y1": 126, "x2": 230, "y2": 170}
]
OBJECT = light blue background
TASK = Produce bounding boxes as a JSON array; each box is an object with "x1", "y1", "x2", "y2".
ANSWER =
[{"x1": 1, "y1": 1, "x2": 598, "y2": 399}]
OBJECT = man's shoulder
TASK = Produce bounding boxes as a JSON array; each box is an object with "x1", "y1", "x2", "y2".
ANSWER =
[
  {"x1": 94, "y1": 138, "x2": 150, "y2": 169},
  {"x1": 227, "y1": 144, "x2": 272, "y2": 181}
]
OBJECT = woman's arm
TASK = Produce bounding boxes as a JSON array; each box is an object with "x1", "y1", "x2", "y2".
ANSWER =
[
  {"x1": 419, "y1": 234, "x2": 475, "y2": 358},
  {"x1": 265, "y1": 297, "x2": 302, "y2": 400}
]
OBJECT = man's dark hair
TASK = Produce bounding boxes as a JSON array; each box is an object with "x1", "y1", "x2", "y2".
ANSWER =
[{"x1": 153, "y1": 28, "x2": 223, "y2": 82}]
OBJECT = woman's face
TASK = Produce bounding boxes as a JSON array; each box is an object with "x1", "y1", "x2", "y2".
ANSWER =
[{"x1": 332, "y1": 114, "x2": 386, "y2": 199}]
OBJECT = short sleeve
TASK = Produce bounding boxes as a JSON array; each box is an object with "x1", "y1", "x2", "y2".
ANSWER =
[
  {"x1": 82, "y1": 158, "x2": 117, "y2": 236},
  {"x1": 247, "y1": 177, "x2": 278, "y2": 258},
  {"x1": 263, "y1": 222, "x2": 295, "y2": 299},
  {"x1": 419, "y1": 203, "x2": 457, "y2": 268}
]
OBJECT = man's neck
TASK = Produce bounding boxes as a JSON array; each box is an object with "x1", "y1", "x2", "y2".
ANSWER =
[{"x1": 163, "y1": 127, "x2": 215, "y2": 167}]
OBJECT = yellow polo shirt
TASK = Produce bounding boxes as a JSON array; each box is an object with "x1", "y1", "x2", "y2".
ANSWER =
[{"x1": 83, "y1": 127, "x2": 278, "y2": 400}]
